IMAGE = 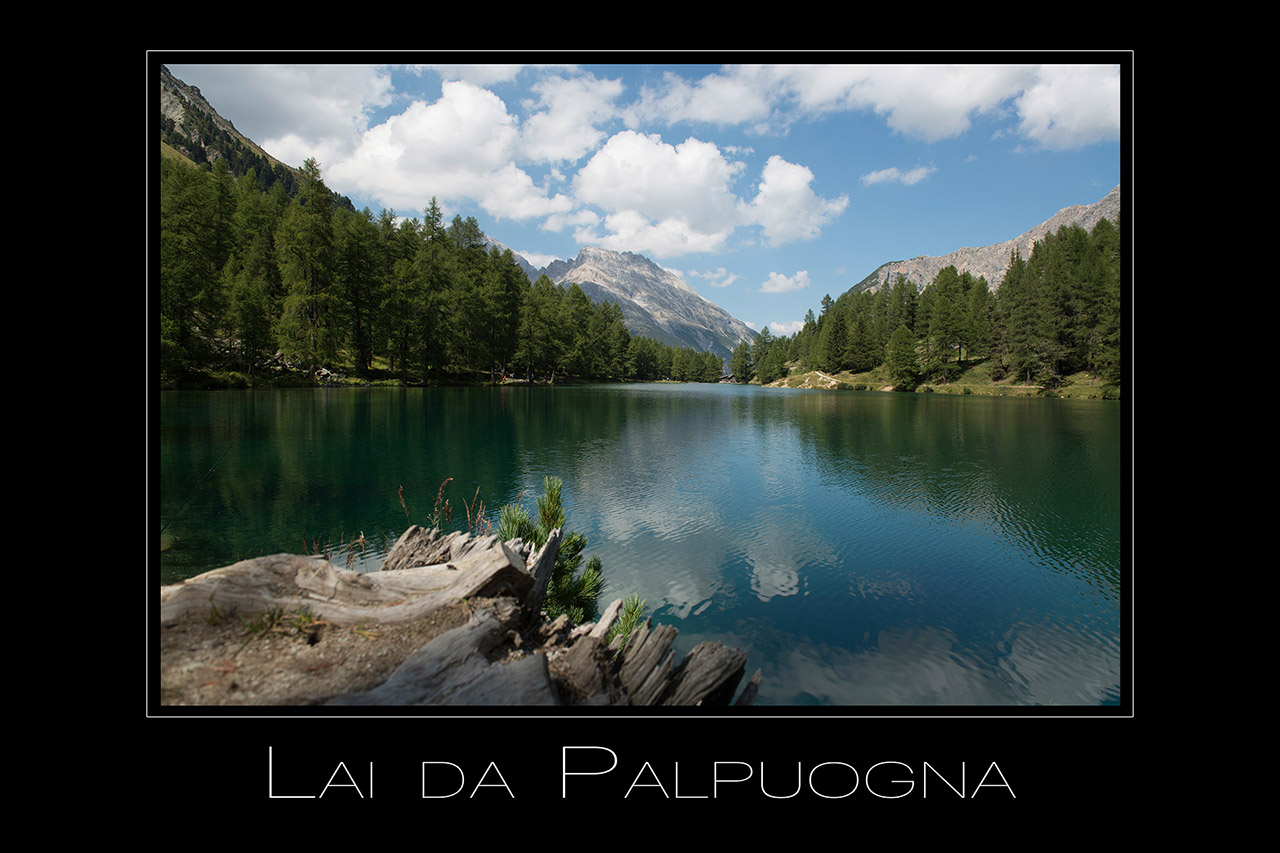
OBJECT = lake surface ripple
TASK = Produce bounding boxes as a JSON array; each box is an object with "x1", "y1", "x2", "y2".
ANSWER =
[{"x1": 159, "y1": 383, "x2": 1123, "y2": 707}]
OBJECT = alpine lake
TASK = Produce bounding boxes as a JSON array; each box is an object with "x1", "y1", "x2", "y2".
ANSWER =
[{"x1": 157, "y1": 382, "x2": 1124, "y2": 708}]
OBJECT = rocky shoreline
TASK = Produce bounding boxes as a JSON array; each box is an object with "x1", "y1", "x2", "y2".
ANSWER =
[{"x1": 159, "y1": 525, "x2": 760, "y2": 707}]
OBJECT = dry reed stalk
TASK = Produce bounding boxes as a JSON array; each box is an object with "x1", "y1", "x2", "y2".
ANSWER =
[{"x1": 432, "y1": 478, "x2": 453, "y2": 529}]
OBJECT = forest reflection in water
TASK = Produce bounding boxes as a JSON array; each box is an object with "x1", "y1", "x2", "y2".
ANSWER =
[{"x1": 158, "y1": 384, "x2": 1122, "y2": 706}]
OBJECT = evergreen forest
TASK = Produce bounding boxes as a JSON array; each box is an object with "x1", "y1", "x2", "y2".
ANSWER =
[
  {"x1": 730, "y1": 216, "x2": 1122, "y2": 395},
  {"x1": 158, "y1": 155, "x2": 727, "y2": 387},
  {"x1": 159, "y1": 148, "x2": 1120, "y2": 396}
]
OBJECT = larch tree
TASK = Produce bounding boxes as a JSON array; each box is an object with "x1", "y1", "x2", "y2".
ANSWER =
[
  {"x1": 885, "y1": 324, "x2": 919, "y2": 389},
  {"x1": 275, "y1": 158, "x2": 337, "y2": 378},
  {"x1": 160, "y1": 158, "x2": 226, "y2": 376},
  {"x1": 333, "y1": 207, "x2": 381, "y2": 375}
]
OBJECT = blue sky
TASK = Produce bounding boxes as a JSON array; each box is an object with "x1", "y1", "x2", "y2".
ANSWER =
[{"x1": 164, "y1": 57, "x2": 1125, "y2": 337}]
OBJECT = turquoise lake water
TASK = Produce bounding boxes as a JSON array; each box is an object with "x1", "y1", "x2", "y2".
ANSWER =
[{"x1": 158, "y1": 383, "x2": 1124, "y2": 707}]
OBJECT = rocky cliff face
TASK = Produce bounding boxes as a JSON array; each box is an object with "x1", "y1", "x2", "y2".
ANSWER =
[
  {"x1": 854, "y1": 184, "x2": 1122, "y2": 294},
  {"x1": 483, "y1": 235, "x2": 541, "y2": 282},
  {"x1": 534, "y1": 247, "x2": 756, "y2": 362},
  {"x1": 161, "y1": 66, "x2": 230, "y2": 138},
  {"x1": 159, "y1": 65, "x2": 291, "y2": 174}
]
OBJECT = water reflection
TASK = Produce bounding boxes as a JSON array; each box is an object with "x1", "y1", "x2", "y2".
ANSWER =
[{"x1": 159, "y1": 384, "x2": 1122, "y2": 706}]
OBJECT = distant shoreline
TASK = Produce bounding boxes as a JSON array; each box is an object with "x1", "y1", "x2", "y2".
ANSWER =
[
  {"x1": 159, "y1": 363, "x2": 1119, "y2": 400},
  {"x1": 761, "y1": 365, "x2": 1120, "y2": 400}
]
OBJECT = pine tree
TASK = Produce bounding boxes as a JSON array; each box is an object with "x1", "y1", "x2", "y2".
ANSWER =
[
  {"x1": 966, "y1": 276, "x2": 994, "y2": 364},
  {"x1": 160, "y1": 158, "x2": 226, "y2": 376},
  {"x1": 414, "y1": 201, "x2": 452, "y2": 379},
  {"x1": 729, "y1": 340, "x2": 754, "y2": 382},
  {"x1": 333, "y1": 207, "x2": 380, "y2": 374},
  {"x1": 378, "y1": 216, "x2": 423, "y2": 381},
  {"x1": 222, "y1": 166, "x2": 282, "y2": 375},
  {"x1": 516, "y1": 275, "x2": 565, "y2": 382},
  {"x1": 1090, "y1": 217, "x2": 1123, "y2": 384},
  {"x1": 817, "y1": 301, "x2": 848, "y2": 373},
  {"x1": 870, "y1": 287, "x2": 891, "y2": 358},
  {"x1": 1066, "y1": 222, "x2": 1112, "y2": 380},
  {"x1": 275, "y1": 159, "x2": 337, "y2": 377},
  {"x1": 1025, "y1": 228, "x2": 1074, "y2": 385},
  {"x1": 753, "y1": 326, "x2": 787, "y2": 383},
  {"x1": 997, "y1": 249, "x2": 1051, "y2": 384},
  {"x1": 892, "y1": 274, "x2": 918, "y2": 334},
  {"x1": 498, "y1": 476, "x2": 604, "y2": 624},
  {"x1": 796, "y1": 309, "x2": 818, "y2": 368},
  {"x1": 484, "y1": 248, "x2": 528, "y2": 381},
  {"x1": 847, "y1": 310, "x2": 875, "y2": 373},
  {"x1": 208, "y1": 159, "x2": 237, "y2": 278},
  {"x1": 756, "y1": 346, "x2": 785, "y2": 385},
  {"x1": 611, "y1": 317, "x2": 634, "y2": 380},
  {"x1": 924, "y1": 265, "x2": 964, "y2": 378},
  {"x1": 885, "y1": 324, "x2": 919, "y2": 389},
  {"x1": 382, "y1": 257, "x2": 419, "y2": 383},
  {"x1": 562, "y1": 283, "x2": 595, "y2": 378}
]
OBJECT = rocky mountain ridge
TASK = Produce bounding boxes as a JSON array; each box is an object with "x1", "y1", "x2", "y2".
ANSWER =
[
  {"x1": 853, "y1": 184, "x2": 1122, "y2": 294},
  {"x1": 485, "y1": 239, "x2": 756, "y2": 363},
  {"x1": 546, "y1": 247, "x2": 755, "y2": 361},
  {"x1": 482, "y1": 235, "x2": 541, "y2": 283},
  {"x1": 159, "y1": 65, "x2": 287, "y2": 173}
]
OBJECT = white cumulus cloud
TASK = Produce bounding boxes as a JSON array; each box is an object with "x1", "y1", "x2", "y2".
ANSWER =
[
  {"x1": 642, "y1": 64, "x2": 1119, "y2": 150},
  {"x1": 571, "y1": 130, "x2": 746, "y2": 255},
  {"x1": 623, "y1": 67, "x2": 776, "y2": 128},
  {"x1": 328, "y1": 79, "x2": 572, "y2": 221},
  {"x1": 1016, "y1": 64, "x2": 1122, "y2": 150},
  {"x1": 542, "y1": 207, "x2": 600, "y2": 234},
  {"x1": 520, "y1": 72, "x2": 625, "y2": 165},
  {"x1": 754, "y1": 64, "x2": 1037, "y2": 142},
  {"x1": 514, "y1": 249, "x2": 562, "y2": 269},
  {"x1": 689, "y1": 267, "x2": 741, "y2": 288},
  {"x1": 860, "y1": 164, "x2": 937, "y2": 186},
  {"x1": 768, "y1": 319, "x2": 806, "y2": 335},
  {"x1": 572, "y1": 133, "x2": 848, "y2": 256},
  {"x1": 574, "y1": 209, "x2": 731, "y2": 256},
  {"x1": 746, "y1": 156, "x2": 848, "y2": 245},
  {"x1": 409, "y1": 64, "x2": 526, "y2": 87},
  {"x1": 761, "y1": 270, "x2": 811, "y2": 293}
]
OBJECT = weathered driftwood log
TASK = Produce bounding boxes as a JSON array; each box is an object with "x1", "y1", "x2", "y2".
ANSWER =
[
  {"x1": 380, "y1": 526, "x2": 517, "y2": 573},
  {"x1": 618, "y1": 618, "x2": 679, "y2": 705},
  {"x1": 523, "y1": 527, "x2": 561, "y2": 618},
  {"x1": 735, "y1": 669, "x2": 764, "y2": 706},
  {"x1": 550, "y1": 614, "x2": 757, "y2": 706},
  {"x1": 609, "y1": 617, "x2": 751, "y2": 706},
  {"x1": 159, "y1": 540, "x2": 531, "y2": 627},
  {"x1": 588, "y1": 597, "x2": 624, "y2": 639},
  {"x1": 662, "y1": 642, "x2": 748, "y2": 706},
  {"x1": 551, "y1": 634, "x2": 617, "y2": 704},
  {"x1": 328, "y1": 600, "x2": 559, "y2": 706},
  {"x1": 159, "y1": 528, "x2": 759, "y2": 707}
]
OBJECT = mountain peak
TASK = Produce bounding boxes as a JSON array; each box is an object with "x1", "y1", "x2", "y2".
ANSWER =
[
  {"x1": 523, "y1": 245, "x2": 753, "y2": 362},
  {"x1": 854, "y1": 184, "x2": 1122, "y2": 295}
]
